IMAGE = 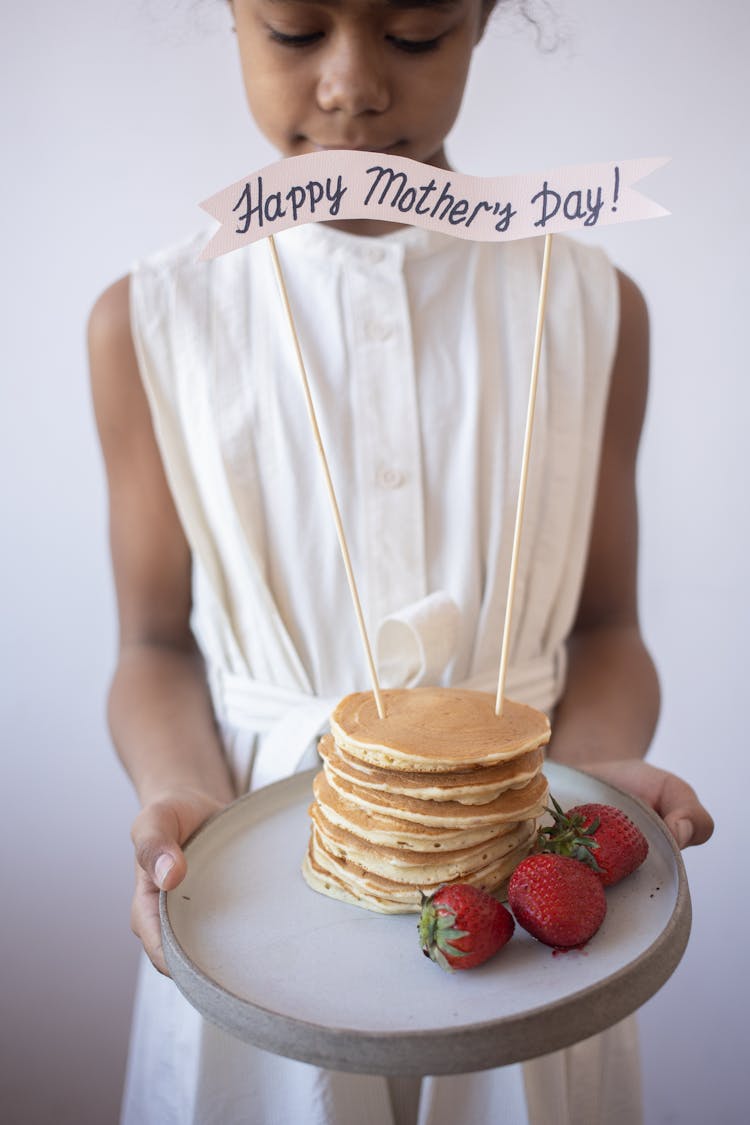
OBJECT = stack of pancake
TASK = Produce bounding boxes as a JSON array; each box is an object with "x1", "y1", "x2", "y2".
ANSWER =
[{"x1": 302, "y1": 687, "x2": 551, "y2": 913}]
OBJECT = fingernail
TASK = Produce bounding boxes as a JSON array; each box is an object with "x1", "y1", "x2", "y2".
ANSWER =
[
  {"x1": 155, "y1": 854, "x2": 175, "y2": 888},
  {"x1": 674, "y1": 819, "x2": 694, "y2": 848}
]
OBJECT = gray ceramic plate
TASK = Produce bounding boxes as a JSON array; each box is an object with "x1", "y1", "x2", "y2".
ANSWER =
[{"x1": 161, "y1": 761, "x2": 690, "y2": 1074}]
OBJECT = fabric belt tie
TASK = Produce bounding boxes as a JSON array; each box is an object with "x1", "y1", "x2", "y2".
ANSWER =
[{"x1": 208, "y1": 591, "x2": 563, "y2": 790}]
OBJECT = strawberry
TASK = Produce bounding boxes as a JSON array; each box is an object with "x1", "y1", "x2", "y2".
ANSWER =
[
  {"x1": 419, "y1": 884, "x2": 515, "y2": 971},
  {"x1": 538, "y1": 797, "x2": 648, "y2": 886},
  {"x1": 507, "y1": 853, "x2": 606, "y2": 949}
]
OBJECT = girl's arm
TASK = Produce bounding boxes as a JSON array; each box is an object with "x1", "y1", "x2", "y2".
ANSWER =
[
  {"x1": 89, "y1": 277, "x2": 235, "y2": 974},
  {"x1": 548, "y1": 270, "x2": 713, "y2": 848}
]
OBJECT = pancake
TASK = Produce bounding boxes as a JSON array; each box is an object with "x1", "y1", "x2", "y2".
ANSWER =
[
  {"x1": 324, "y1": 764, "x2": 549, "y2": 827},
  {"x1": 302, "y1": 687, "x2": 550, "y2": 915},
  {"x1": 330, "y1": 688, "x2": 550, "y2": 772},
  {"x1": 310, "y1": 801, "x2": 536, "y2": 883},
  {"x1": 312, "y1": 771, "x2": 506, "y2": 852},
  {"x1": 302, "y1": 849, "x2": 413, "y2": 915},
  {"x1": 308, "y1": 827, "x2": 421, "y2": 905},
  {"x1": 319, "y1": 734, "x2": 543, "y2": 804},
  {"x1": 307, "y1": 826, "x2": 531, "y2": 912}
]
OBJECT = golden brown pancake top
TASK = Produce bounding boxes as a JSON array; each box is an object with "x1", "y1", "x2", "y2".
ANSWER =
[{"x1": 330, "y1": 688, "x2": 550, "y2": 771}]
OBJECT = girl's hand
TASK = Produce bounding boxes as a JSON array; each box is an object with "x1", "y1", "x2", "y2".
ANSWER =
[
  {"x1": 577, "y1": 759, "x2": 714, "y2": 850},
  {"x1": 130, "y1": 788, "x2": 230, "y2": 975}
]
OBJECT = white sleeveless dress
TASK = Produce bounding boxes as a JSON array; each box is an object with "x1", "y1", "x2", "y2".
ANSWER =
[{"x1": 122, "y1": 222, "x2": 641, "y2": 1125}]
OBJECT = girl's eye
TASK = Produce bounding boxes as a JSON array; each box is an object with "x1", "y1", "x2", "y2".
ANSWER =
[
  {"x1": 266, "y1": 26, "x2": 444, "y2": 54},
  {"x1": 268, "y1": 28, "x2": 324, "y2": 48},
  {"x1": 387, "y1": 35, "x2": 443, "y2": 54}
]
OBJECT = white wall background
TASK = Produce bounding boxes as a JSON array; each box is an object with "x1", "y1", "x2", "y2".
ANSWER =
[{"x1": 2, "y1": 1, "x2": 747, "y2": 1121}]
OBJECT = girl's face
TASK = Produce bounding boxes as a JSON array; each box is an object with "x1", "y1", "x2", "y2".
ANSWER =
[{"x1": 230, "y1": 0, "x2": 495, "y2": 170}]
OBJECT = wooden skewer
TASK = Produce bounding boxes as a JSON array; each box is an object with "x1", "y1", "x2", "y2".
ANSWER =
[
  {"x1": 267, "y1": 234, "x2": 385, "y2": 719},
  {"x1": 495, "y1": 233, "x2": 554, "y2": 717}
]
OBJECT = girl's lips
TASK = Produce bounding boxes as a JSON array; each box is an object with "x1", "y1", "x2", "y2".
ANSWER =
[{"x1": 311, "y1": 142, "x2": 400, "y2": 154}]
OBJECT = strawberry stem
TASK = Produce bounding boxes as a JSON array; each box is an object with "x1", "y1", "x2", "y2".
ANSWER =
[{"x1": 537, "y1": 797, "x2": 603, "y2": 873}]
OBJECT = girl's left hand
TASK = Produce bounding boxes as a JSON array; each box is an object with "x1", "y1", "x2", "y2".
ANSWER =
[{"x1": 575, "y1": 758, "x2": 714, "y2": 849}]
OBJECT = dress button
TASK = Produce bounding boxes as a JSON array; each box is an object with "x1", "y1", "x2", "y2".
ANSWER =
[{"x1": 377, "y1": 467, "x2": 405, "y2": 489}]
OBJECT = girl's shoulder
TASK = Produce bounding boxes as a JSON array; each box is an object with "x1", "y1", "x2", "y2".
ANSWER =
[
  {"x1": 496, "y1": 234, "x2": 621, "y2": 343},
  {"x1": 89, "y1": 230, "x2": 215, "y2": 346},
  {"x1": 87, "y1": 275, "x2": 133, "y2": 403},
  {"x1": 131, "y1": 228, "x2": 214, "y2": 282},
  {"x1": 129, "y1": 229, "x2": 251, "y2": 352},
  {"x1": 488, "y1": 233, "x2": 618, "y2": 306},
  {"x1": 86, "y1": 231, "x2": 214, "y2": 412},
  {"x1": 129, "y1": 229, "x2": 225, "y2": 314}
]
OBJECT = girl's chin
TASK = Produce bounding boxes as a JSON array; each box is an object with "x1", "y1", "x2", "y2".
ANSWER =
[{"x1": 276, "y1": 139, "x2": 450, "y2": 169}]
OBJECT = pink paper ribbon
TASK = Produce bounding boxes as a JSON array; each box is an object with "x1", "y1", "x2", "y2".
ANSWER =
[{"x1": 199, "y1": 152, "x2": 669, "y2": 259}]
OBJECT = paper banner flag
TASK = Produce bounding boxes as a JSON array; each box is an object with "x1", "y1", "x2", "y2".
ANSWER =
[{"x1": 199, "y1": 152, "x2": 669, "y2": 259}]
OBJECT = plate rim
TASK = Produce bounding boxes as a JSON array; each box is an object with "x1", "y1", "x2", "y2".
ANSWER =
[{"x1": 160, "y1": 761, "x2": 691, "y2": 1074}]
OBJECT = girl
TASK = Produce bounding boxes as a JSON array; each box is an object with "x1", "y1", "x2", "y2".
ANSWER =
[{"x1": 89, "y1": 1, "x2": 713, "y2": 1122}]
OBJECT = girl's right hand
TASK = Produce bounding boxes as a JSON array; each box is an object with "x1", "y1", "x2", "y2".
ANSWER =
[
  {"x1": 130, "y1": 788, "x2": 229, "y2": 975},
  {"x1": 89, "y1": 279, "x2": 238, "y2": 974}
]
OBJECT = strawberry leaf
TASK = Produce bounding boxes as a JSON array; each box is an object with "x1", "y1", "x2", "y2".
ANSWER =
[
  {"x1": 537, "y1": 798, "x2": 604, "y2": 873},
  {"x1": 437, "y1": 926, "x2": 470, "y2": 944}
]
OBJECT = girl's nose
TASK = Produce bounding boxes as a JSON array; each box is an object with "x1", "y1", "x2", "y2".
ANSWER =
[{"x1": 316, "y1": 34, "x2": 390, "y2": 116}]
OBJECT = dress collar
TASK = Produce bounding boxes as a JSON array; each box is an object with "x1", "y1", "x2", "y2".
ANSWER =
[{"x1": 275, "y1": 219, "x2": 459, "y2": 266}]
